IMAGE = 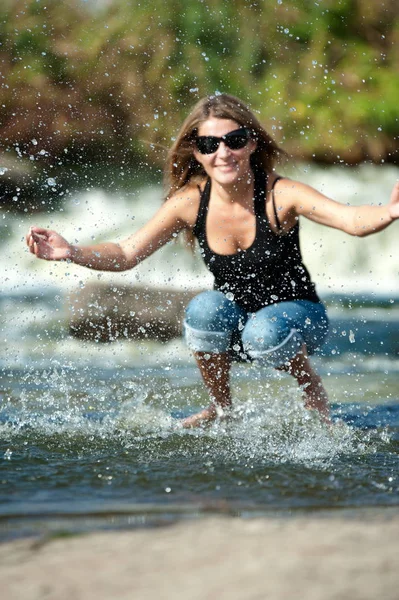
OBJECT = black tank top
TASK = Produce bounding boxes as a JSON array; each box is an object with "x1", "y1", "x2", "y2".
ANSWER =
[{"x1": 193, "y1": 167, "x2": 320, "y2": 312}]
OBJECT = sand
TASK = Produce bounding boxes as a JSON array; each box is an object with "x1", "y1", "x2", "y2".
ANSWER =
[{"x1": 1, "y1": 513, "x2": 398, "y2": 600}]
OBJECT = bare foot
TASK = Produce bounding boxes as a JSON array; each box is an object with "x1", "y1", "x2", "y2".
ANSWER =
[
  {"x1": 180, "y1": 403, "x2": 234, "y2": 429},
  {"x1": 180, "y1": 406, "x2": 217, "y2": 429}
]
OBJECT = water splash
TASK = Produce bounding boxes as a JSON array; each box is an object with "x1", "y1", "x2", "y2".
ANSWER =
[{"x1": 1, "y1": 366, "x2": 392, "y2": 468}]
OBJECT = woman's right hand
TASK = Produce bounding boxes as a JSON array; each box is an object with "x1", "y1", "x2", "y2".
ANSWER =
[{"x1": 26, "y1": 226, "x2": 73, "y2": 261}]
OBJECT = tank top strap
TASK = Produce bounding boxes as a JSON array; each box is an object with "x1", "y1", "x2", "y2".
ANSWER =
[
  {"x1": 253, "y1": 167, "x2": 268, "y2": 219},
  {"x1": 271, "y1": 176, "x2": 283, "y2": 232},
  {"x1": 193, "y1": 179, "x2": 211, "y2": 238}
]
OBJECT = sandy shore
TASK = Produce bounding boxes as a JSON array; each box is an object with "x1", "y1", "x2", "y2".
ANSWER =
[{"x1": 1, "y1": 514, "x2": 398, "y2": 600}]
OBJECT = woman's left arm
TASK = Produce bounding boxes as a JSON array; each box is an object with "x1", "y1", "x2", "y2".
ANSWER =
[{"x1": 278, "y1": 180, "x2": 399, "y2": 237}]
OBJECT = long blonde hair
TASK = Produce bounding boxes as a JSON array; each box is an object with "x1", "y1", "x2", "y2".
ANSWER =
[{"x1": 164, "y1": 93, "x2": 285, "y2": 198}]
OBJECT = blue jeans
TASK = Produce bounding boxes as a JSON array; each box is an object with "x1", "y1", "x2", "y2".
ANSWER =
[{"x1": 184, "y1": 290, "x2": 329, "y2": 368}]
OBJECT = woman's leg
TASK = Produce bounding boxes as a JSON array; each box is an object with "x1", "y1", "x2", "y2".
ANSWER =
[
  {"x1": 242, "y1": 300, "x2": 330, "y2": 422},
  {"x1": 181, "y1": 351, "x2": 232, "y2": 428},
  {"x1": 182, "y1": 290, "x2": 246, "y2": 428},
  {"x1": 278, "y1": 343, "x2": 330, "y2": 423}
]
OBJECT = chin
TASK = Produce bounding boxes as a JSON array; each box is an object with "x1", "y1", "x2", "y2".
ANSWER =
[
  {"x1": 222, "y1": 170, "x2": 249, "y2": 184},
  {"x1": 214, "y1": 166, "x2": 241, "y2": 179},
  {"x1": 215, "y1": 174, "x2": 240, "y2": 187}
]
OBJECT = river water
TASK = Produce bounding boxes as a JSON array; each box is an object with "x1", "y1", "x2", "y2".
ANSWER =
[{"x1": 1, "y1": 163, "x2": 398, "y2": 541}]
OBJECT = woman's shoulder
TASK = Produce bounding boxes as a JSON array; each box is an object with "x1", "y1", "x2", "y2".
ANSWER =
[
  {"x1": 264, "y1": 173, "x2": 304, "y2": 232},
  {"x1": 266, "y1": 174, "x2": 336, "y2": 225},
  {"x1": 166, "y1": 181, "x2": 203, "y2": 205},
  {"x1": 165, "y1": 183, "x2": 203, "y2": 228},
  {"x1": 267, "y1": 174, "x2": 316, "y2": 203},
  {"x1": 267, "y1": 172, "x2": 291, "y2": 190}
]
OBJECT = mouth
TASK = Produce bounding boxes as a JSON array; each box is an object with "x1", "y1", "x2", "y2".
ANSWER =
[{"x1": 216, "y1": 163, "x2": 238, "y2": 170}]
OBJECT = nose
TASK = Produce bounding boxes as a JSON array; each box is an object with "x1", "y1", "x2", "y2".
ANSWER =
[{"x1": 216, "y1": 141, "x2": 231, "y2": 156}]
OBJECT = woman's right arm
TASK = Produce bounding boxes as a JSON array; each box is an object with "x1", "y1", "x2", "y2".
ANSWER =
[{"x1": 26, "y1": 192, "x2": 196, "y2": 271}]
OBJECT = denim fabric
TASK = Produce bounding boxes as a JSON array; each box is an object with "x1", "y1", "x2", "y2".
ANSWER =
[{"x1": 184, "y1": 290, "x2": 329, "y2": 367}]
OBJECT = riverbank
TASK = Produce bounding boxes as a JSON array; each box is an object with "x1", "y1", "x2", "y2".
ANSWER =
[
  {"x1": 1, "y1": 512, "x2": 398, "y2": 600},
  {"x1": 2, "y1": 1, "x2": 399, "y2": 181}
]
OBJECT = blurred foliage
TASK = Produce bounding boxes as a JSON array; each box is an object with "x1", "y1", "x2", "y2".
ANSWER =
[{"x1": 0, "y1": 0, "x2": 398, "y2": 171}]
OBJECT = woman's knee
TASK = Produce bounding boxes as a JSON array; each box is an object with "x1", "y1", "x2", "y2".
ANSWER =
[
  {"x1": 242, "y1": 312, "x2": 304, "y2": 367},
  {"x1": 184, "y1": 291, "x2": 245, "y2": 354},
  {"x1": 185, "y1": 290, "x2": 243, "y2": 331}
]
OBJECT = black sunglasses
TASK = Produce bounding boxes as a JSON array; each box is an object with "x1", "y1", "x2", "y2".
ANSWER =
[{"x1": 195, "y1": 127, "x2": 251, "y2": 155}]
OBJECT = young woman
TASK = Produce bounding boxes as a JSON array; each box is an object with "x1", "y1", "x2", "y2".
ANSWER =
[{"x1": 27, "y1": 94, "x2": 399, "y2": 428}]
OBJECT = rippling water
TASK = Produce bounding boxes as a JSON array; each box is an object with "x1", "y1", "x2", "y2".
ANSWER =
[{"x1": 1, "y1": 342, "x2": 398, "y2": 541}]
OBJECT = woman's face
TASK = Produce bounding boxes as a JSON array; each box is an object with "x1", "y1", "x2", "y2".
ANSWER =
[{"x1": 193, "y1": 117, "x2": 257, "y2": 186}]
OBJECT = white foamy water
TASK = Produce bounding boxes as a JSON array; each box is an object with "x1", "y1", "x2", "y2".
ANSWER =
[{"x1": 3, "y1": 163, "x2": 399, "y2": 298}]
